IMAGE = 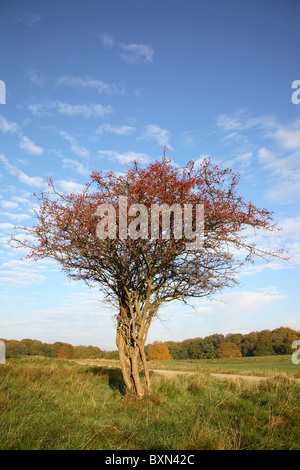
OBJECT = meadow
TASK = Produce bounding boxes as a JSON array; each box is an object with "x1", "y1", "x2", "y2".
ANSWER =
[{"x1": 0, "y1": 355, "x2": 299, "y2": 450}]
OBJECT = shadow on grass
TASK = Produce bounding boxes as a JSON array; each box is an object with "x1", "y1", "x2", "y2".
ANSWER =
[{"x1": 87, "y1": 366, "x2": 127, "y2": 395}]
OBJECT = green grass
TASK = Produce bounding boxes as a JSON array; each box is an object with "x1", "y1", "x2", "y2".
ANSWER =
[
  {"x1": 146, "y1": 355, "x2": 300, "y2": 378},
  {"x1": 0, "y1": 356, "x2": 299, "y2": 450}
]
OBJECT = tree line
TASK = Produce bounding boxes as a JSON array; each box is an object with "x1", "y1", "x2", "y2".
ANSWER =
[
  {"x1": 1, "y1": 338, "x2": 105, "y2": 360},
  {"x1": 146, "y1": 327, "x2": 300, "y2": 360},
  {"x1": 1, "y1": 326, "x2": 299, "y2": 361}
]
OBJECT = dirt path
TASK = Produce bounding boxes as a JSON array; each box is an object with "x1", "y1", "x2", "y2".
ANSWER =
[
  {"x1": 150, "y1": 368, "x2": 266, "y2": 381},
  {"x1": 150, "y1": 368, "x2": 195, "y2": 376},
  {"x1": 72, "y1": 360, "x2": 300, "y2": 384},
  {"x1": 150, "y1": 368, "x2": 300, "y2": 383}
]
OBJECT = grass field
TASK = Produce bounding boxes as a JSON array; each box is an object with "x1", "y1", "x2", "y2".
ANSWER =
[
  {"x1": 0, "y1": 355, "x2": 299, "y2": 450},
  {"x1": 147, "y1": 355, "x2": 300, "y2": 378}
]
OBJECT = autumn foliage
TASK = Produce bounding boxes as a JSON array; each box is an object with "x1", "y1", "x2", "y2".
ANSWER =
[
  {"x1": 217, "y1": 341, "x2": 243, "y2": 359},
  {"x1": 146, "y1": 341, "x2": 173, "y2": 361}
]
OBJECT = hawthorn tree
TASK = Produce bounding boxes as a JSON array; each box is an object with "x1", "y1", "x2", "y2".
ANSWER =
[{"x1": 11, "y1": 156, "x2": 285, "y2": 398}]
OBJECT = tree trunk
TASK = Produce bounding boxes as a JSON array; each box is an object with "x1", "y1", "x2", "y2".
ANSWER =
[
  {"x1": 116, "y1": 314, "x2": 152, "y2": 398},
  {"x1": 137, "y1": 338, "x2": 152, "y2": 393},
  {"x1": 116, "y1": 329, "x2": 133, "y2": 393},
  {"x1": 130, "y1": 345, "x2": 144, "y2": 398}
]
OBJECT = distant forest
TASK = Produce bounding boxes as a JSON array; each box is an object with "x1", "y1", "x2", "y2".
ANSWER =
[{"x1": 2, "y1": 326, "x2": 300, "y2": 360}]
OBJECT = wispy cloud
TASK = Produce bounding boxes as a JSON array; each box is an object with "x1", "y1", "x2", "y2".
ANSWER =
[
  {"x1": 19, "y1": 136, "x2": 44, "y2": 155},
  {"x1": 0, "y1": 259, "x2": 48, "y2": 287},
  {"x1": 56, "y1": 75, "x2": 124, "y2": 94},
  {"x1": 59, "y1": 131, "x2": 90, "y2": 159},
  {"x1": 99, "y1": 32, "x2": 114, "y2": 49},
  {"x1": 216, "y1": 113, "x2": 244, "y2": 131},
  {"x1": 98, "y1": 150, "x2": 150, "y2": 165},
  {"x1": 0, "y1": 200, "x2": 19, "y2": 210},
  {"x1": 0, "y1": 115, "x2": 44, "y2": 157},
  {"x1": 215, "y1": 111, "x2": 300, "y2": 202},
  {"x1": 58, "y1": 102, "x2": 112, "y2": 118},
  {"x1": 57, "y1": 180, "x2": 86, "y2": 193},
  {"x1": 139, "y1": 124, "x2": 173, "y2": 149},
  {"x1": 62, "y1": 158, "x2": 90, "y2": 177},
  {"x1": 28, "y1": 102, "x2": 55, "y2": 118},
  {"x1": 97, "y1": 123, "x2": 135, "y2": 136},
  {"x1": 26, "y1": 70, "x2": 46, "y2": 87},
  {"x1": 0, "y1": 115, "x2": 19, "y2": 134},
  {"x1": 28, "y1": 101, "x2": 113, "y2": 118},
  {"x1": 272, "y1": 120, "x2": 300, "y2": 151},
  {"x1": 16, "y1": 14, "x2": 42, "y2": 27},
  {"x1": 0, "y1": 211, "x2": 31, "y2": 222},
  {"x1": 191, "y1": 286, "x2": 286, "y2": 329},
  {"x1": 0, "y1": 154, "x2": 43, "y2": 188},
  {"x1": 99, "y1": 33, "x2": 154, "y2": 65},
  {"x1": 0, "y1": 222, "x2": 15, "y2": 231},
  {"x1": 120, "y1": 43, "x2": 154, "y2": 64}
]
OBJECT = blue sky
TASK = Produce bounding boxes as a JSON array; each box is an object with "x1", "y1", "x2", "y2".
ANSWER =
[{"x1": 0, "y1": 0, "x2": 300, "y2": 350}]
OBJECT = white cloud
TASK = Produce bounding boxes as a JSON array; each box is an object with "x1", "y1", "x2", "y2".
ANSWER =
[
  {"x1": 18, "y1": 171, "x2": 43, "y2": 188},
  {"x1": 140, "y1": 124, "x2": 173, "y2": 149},
  {"x1": 0, "y1": 222, "x2": 15, "y2": 230},
  {"x1": 280, "y1": 214, "x2": 300, "y2": 240},
  {"x1": 19, "y1": 136, "x2": 44, "y2": 155},
  {"x1": 28, "y1": 101, "x2": 113, "y2": 118},
  {"x1": 59, "y1": 131, "x2": 90, "y2": 159},
  {"x1": 0, "y1": 288, "x2": 114, "y2": 348},
  {"x1": 99, "y1": 32, "x2": 114, "y2": 49},
  {"x1": 97, "y1": 123, "x2": 135, "y2": 136},
  {"x1": 56, "y1": 75, "x2": 123, "y2": 94},
  {"x1": 11, "y1": 195, "x2": 31, "y2": 205},
  {"x1": 216, "y1": 112, "x2": 300, "y2": 202},
  {"x1": 257, "y1": 146, "x2": 300, "y2": 202},
  {"x1": 98, "y1": 33, "x2": 153, "y2": 65},
  {"x1": 120, "y1": 43, "x2": 153, "y2": 64},
  {"x1": 16, "y1": 14, "x2": 42, "y2": 27},
  {"x1": 216, "y1": 113, "x2": 243, "y2": 131},
  {"x1": 0, "y1": 115, "x2": 19, "y2": 134},
  {"x1": 98, "y1": 150, "x2": 150, "y2": 165},
  {"x1": 57, "y1": 180, "x2": 85, "y2": 193},
  {"x1": 0, "y1": 272, "x2": 45, "y2": 287},
  {"x1": 272, "y1": 120, "x2": 300, "y2": 151},
  {"x1": 0, "y1": 200, "x2": 19, "y2": 210},
  {"x1": 191, "y1": 287, "x2": 286, "y2": 329},
  {"x1": 0, "y1": 212, "x2": 31, "y2": 222},
  {"x1": 0, "y1": 259, "x2": 48, "y2": 287},
  {"x1": 0, "y1": 154, "x2": 43, "y2": 188},
  {"x1": 28, "y1": 102, "x2": 55, "y2": 118},
  {"x1": 26, "y1": 70, "x2": 46, "y2": 87},
  {"x1": 57, "y1": 102, "x2": 113, "y2": 118},
  {"x1": 62, "y1": 158, "x2": 90, "y2": 177}
]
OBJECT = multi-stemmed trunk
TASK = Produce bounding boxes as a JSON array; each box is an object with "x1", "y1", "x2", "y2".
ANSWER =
[{"x1": 115, "y1": 299, "x2": 153, "y2": 398}]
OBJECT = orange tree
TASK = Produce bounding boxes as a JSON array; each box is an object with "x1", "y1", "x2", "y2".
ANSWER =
[
  {"x1": 10, "y1": 156, "x2": 285, "y2": 398},
  {"x1": 217, "y1": 341, "x2": 242, "y2": 358},
  {"x1": 147, "y1": 341, "x2": 173, "y2": 361}
]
